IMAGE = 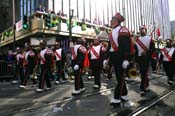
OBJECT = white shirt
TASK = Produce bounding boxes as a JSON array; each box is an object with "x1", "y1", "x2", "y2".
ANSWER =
[{"x1": 109, "y1": 26, "x2": 121, "y2": 52}]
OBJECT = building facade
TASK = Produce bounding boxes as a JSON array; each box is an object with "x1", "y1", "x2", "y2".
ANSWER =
[
  {"x1": 0, "y1": 0, "x2": 171, "y2": 39},
  {"x1": 170, "y1": 20, "x2": 175, "y2": 39}
]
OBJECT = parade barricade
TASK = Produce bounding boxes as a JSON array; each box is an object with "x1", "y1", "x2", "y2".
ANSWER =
[{"x1": 0, "y1": 61, "x2": 15, "y2": 81}]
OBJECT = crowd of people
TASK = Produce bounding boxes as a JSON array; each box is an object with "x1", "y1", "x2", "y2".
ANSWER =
[{"x1": 0, "y1": 12, "x2": 175, "y2": 107}]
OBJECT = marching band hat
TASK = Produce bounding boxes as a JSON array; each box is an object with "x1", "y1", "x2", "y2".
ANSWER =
[
  {"x1": 94, "y1": 36, "x2": 101, "y2": 42},
  {"x1": 139, "y1": 25, "x2": 147, "y2": 30},
  {"x1": 165, "y1": 39, "x2": 172, "y2": 43},
  {"x1": 25, "y1": 42, "x2": 31, "y2": 47},
  {"x1": 16, "y1": 47, "x2": 20, "y2": 51},
  {"x1": 39, "y1": 40, "x2": 46, "y2": 45},
  {"x1": 112, "y1": 13, "x2": 125, "y2": 23},
  {"x1": 76, "y1": 38, "x2": 83, "y2": 44}
]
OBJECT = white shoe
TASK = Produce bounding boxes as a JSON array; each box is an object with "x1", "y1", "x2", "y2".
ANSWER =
[
  {"x1": 19, "y1": 85, "x2": 26, "y2": 89},
  {"x1": 45, "y1": 87, "x2": 52, "y2": 91},
  {"x1": 123, "y1": 101, "x2": 136, "y2": 107},
  {"x1": 168, "y1": 80, "x2": 173, "y2": 86},
  {"x1": 36, "y1": 88, "x2": 44, "y2": 92},
  {"x1": 12, "y1": 80, "x2": 19, "y2": 84},
  {"x1": 61, "y1": 80, "x2": 67, "y2": 83},
  {"x1": 32, "y1": 84, "x2": 38, "y2": 87},
  {"x1": 72, "y1": 90, "x2": 81, "y2": 95},
  {"x1": 88, "y1": 76, "x2": 92, "y2": 80},
  {"x1": 55, "y1": 81, "x2": 60, "y2": 84},
  {"x1": 80, "y1": 88, "x2": 86, "y2": 92},
  {"x1": 110, "y1": 98, "x2": 121, "y2": 104},
  {"x1": 93, "y1": 85, "x2": 100, "y2": 89},
  {"x1": 121, "y1": 95, "x2": 129, "y2": 101}
]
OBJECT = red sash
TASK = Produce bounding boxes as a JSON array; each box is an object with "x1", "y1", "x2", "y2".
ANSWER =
[
  {"x1": 161, "y1": 48, "x2": 172, "y2": 62},
  {"x1": 38, "y1": 51, "x2": 46, "y2": 64},
  {"x1": 54, "y1": 50, "x2": 62, "y2": 60},
  {"x1": 90, "y1": 47, "x2": 100, "y2": 59},
  {"x1": 109, "y1": 33, "x2": 118, "y2": 52},
  {"x1": 71, "y1": 47, "x2": 76, "y2": 60},
  {"x1": 136, "y1": 38, "x2": 148, "y2": 51}
]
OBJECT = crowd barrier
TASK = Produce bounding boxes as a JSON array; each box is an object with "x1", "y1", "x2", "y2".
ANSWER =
[{"x1": 0, "y1": 61, "x2": 15, "y2": 81}]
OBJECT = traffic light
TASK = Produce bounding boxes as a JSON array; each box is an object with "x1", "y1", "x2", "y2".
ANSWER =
[
  {"x1": 23, "y1": 15, "x2": 28, "y2": 29},
  {"x1": 45, "y1": 14, "x2": 52, "y2": 28}
]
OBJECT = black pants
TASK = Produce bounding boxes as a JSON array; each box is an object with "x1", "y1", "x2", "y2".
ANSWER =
[
  {"x1": 56, "y1": 61, "x2": 66, "y2": 81},
  {"x1": 90, "y1": 59, "x2": 102, "y2": 87},
  {"x1": 151, "y1": 58, "x2": 157, "y2": 72},
  {"x1": 38, "y1": 64, "x2": 51, "y2": 89},
  {"x1": 72, "y1": 60, "x2": 84, "y2": 91},
  {"x1": 110, "y1": 52, "x2": 127, "y2": 99},
  {"x1": 21, "y1": 65, "x2": 36, "y2": 86},
  {"x1": 137, "y1": 56, "x2": 150, "y2": 91},
  {"x1": 14, "y1": 65, "x2": 24, "y2": 82},
  {"x1": 162, "y1": 61, "x2": 174, "y2": 81}
]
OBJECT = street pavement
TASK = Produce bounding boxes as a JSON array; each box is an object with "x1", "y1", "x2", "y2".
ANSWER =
[{"x1": 0, "y1": 71, "x2": 175, "y2": 116}]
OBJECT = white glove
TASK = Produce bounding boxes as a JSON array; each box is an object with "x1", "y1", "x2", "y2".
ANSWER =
[
  {"x1": 73, "y1": 64, "x2": 79, "y2": 71},
  {"x1": 103, "y1": 59, "x2": 109, "y2": 70},
  {"x1": 122, "y1": 60, "x2": 129, "y2": 69}
]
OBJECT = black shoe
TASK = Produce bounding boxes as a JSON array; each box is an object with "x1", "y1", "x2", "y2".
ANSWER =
[
  {"x1": 168, "y1": 80, "x2": 173, "y2": 86},
  {"x1": 140, "y1": 91, "x2": 145, "y2": 96}
]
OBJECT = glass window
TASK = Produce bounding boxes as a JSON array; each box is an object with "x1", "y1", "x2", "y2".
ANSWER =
[
  {"x1": 24, "y1": 0, "x2": 27, "y2": 15},
  {"x1": 27, "y1": 0, "x2": 30, "y2": 16},
  {"x1": 63, "y1": 0, "x2": 69, "y2": 17},
  {"x1": 70, "y1": 0, "x2": 77, "y2": 18},
  {"x1": 48, "y1": 0, "x2": 53, "y2": 11},
  {"x1": 20, "y1": 0, "x2": 23, "y2": 19},
  {"x1": 31, "y1": 0, "x2": 35, "y2": 14},
  {"x1": 84, "y1": 0, "x2": 90, "y2": 20},
  {"x1": 54, "y1": 0, "x2": 62, "y2": 14},
  {"x1": 78, "y1": 0, "x2": 83, "y2": 19},
  {"x1": 91, "y1": 0, "x2": 96, "y2": 23},
  {"x1": 103, "y1": 0, "x2": 108, "y2": 25}
]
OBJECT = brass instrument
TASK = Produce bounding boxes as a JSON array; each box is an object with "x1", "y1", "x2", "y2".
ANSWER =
[
  {"x1": 127, "y1": 62, "x2": 139, "y2": 78},
  {"x1": 32, "y1": 65, "x2": 39, "y2": 79}
]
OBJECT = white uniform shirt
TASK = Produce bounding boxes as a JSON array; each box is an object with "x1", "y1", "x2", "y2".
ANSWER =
[
  {"x1": 55, "y1": 48, "x2": 62, "y2": 61},
  {"x1": 136, "y1": 35, "x2": 152, "y2": 56},
  {"x1": 162, "y1": 47, "x2": 175, "y2": 61},
  {"x1": 39, "y1": 48, "x2": 47, "y2": 64},
  {"x1": 90, "y1": 45, "x2": 101, "y2": 60},
  {"x1": 71, "y1": 44, "x2": 82, "y2": 60},
  {"x1": 109, "y1": 26, "x2": 121, "y2": 52}
]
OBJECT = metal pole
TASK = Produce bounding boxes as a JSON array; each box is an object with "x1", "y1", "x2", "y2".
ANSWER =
[
  {"x1": 69, "y1": 0, "x2": 73, "y2": 42},
  {"x1": 13, "y1": 0, "x2": 16, "y2": 50}
]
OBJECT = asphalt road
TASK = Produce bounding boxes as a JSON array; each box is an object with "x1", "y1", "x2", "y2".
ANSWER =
[{"x1": 0, "y1": 71, "x2": 175, "y2": 116}]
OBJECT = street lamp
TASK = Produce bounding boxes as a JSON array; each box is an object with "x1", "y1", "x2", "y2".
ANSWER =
[{"x1": 12, "y1": 0, "x2": 16, "y2": 51}]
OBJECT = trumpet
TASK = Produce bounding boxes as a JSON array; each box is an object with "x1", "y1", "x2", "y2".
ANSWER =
[{"x1": 127, "y1": 62, "x2": 139, "y2": 78}]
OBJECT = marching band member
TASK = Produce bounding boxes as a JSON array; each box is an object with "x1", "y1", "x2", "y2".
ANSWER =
[
  {"x1": 88, "y1": 37, "x2": 106, "y2": 89},
  {"x1": 71, "y1": 38, "x2": 87, "y2": 95},
  {"x1": 109, "y1": 13, "x2": 134, "y2": 105},
  {"x1": 159, "y1": 39, "x2": 175, "y2": 86},
  {"x1": 54, "y1": 42, "x2": 67, "y2": 84},
  {"x1": 12, "y1": 47, "x2": 24, "y2": 84},
  {"x1": 19, "y1": 43, "x2": 37, "y2": 88},
  {"x1": 135, "y1": 25, "x2": 155, "y2": 96},
  {"x1": 36, "y1": 40, "x2": 54, "y2": 92}
]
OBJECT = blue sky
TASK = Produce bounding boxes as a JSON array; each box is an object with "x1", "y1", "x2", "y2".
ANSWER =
[{"x1": 169, "y1": 0, "x2": 175, "y2": 21}]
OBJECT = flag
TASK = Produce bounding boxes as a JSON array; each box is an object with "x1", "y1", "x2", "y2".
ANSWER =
[{"x1": 156, "y1": 28, "x2": 161, "y2": 38}]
